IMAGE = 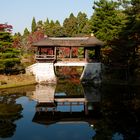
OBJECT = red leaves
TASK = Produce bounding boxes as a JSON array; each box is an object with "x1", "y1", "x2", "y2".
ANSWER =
[
  {"x1": 28, "y1": 30, "x2": 44, "y2": 45},
  {"x1": 58, "y1": 47, "x2": 78, "y2": 58},
  {"x1": 0, "y1": 23, "x2": 13, "y2": 32}
]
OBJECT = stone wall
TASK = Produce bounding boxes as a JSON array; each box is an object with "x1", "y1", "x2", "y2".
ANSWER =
[
  {"x1": 80, "y1": 63, "x2": 102, "y2": 84},
  {"x1": 26, "y1": 63, "x2": 57, "y2": 84},
  {"x1": 26, "y1": 62, "x2": 102, "y2": 84}
]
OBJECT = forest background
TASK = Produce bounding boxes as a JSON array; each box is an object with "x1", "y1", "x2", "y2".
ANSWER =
[{"x1": 0, "y1": 0, "x2": 140, "y2": 83}]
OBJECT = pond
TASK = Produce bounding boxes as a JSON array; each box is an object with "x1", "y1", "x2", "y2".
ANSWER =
[{"x1": 0, "y1": 80, "x2": 140, "y2": 140}]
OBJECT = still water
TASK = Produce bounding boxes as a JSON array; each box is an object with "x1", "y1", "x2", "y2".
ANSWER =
[{"x1": 0, "y1": 81, "x2": 140, "y2": 140}]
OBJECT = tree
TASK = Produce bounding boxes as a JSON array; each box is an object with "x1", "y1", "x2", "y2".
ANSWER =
[
  {"x1": 0, "y1": 24, "x2": 13, "y2": 51},
  {"x1": 44, "y1": 19, "x2": 54, "y2": 36},
  {"x1": 23, "y1": 28, "x2": 30, "y2": 37},
  {"x1": 44, "y1": 18, "x2": 50, "y2": 35},
  {"x1": 90, "y1": 0, "x2": 126, "y2": 42},
  {"x1": 31, "y1": 17, "x2": 37, "y2": 33},
  {"x1": 77, "y1": 12, "x2": 89, "y2": 35},
  {"x1": 51, "y1": 20, "x2": 65, "y2": 37},
  {"x1": 105, "y1": 0, "x2": 140, "y2": 80},
  {"x1": 81, "y1": 21, "x2": 92, "y2": 35},
  {"x1": 12, "y1": 33, "x2": 22, "y2": 49},
  {"x1": 0, "y1": 23, "x2": 21, "y2": 74},
  {"x1": 36, "y1": 20, "x2": 43, "y2": 31},
  {"x1": 44, "y1": 19, "x2": 64, "y2": 37},
  {"x1": 63, "y1": 13, "x2": 78, "y2": 36}
]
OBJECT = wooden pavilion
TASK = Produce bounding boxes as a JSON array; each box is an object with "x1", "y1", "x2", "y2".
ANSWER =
[{"x1": 32, "y1": 35, "x2": 104, "y2": 63}]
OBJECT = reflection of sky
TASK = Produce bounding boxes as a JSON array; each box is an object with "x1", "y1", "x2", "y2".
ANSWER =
[
  {"x1": 43, "y1": 122, "x2": 96, "y2": 140},
  {"x1": 57, "y1": 104, "x2": 84, "y2": 112}
]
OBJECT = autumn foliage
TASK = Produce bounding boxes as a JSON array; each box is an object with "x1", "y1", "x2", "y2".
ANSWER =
[{"x1": 0, "y1": 24, "x2": 13, "y2": 32}]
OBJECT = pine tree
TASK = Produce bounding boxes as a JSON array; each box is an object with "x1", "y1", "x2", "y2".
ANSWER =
[
  {"x1": 63, "y1": 13, "x2": 78, "y2": 36},
  {"x1": 90, "y1": 0, "x2": 126, "y2": 42},
  {"x1": 0, "y1": 23, "x2": 21, "y2": 74},
  {"x1": 23, "y1": 28, "x2": 30, "y2": 37},
  {"x1": 77, "y1": 12, "x2": 88, "y2": 35},
  {"x1": 52, "y1": 20, "x2": 64, "y2": 37},
  {"x1": 31, "y1": 17, "x2": 37, "y2": 33}
]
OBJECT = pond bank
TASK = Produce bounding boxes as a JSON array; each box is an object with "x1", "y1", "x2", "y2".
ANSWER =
[{"x1": 0, "y1": 74, "x2": 36, "y2": 89}]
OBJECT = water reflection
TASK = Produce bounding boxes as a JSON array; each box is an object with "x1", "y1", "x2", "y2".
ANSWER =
[
  {"x1": 30, "y1": 83, "x2": 140, "y2": 140},
  {"x1": 31, "y1": 82, "x2": 101, "y2": 126},
  {"x1": 94, "y1": 85, "x2": 140, "y2": 140},
  {"x1": 0, "y1": 92, "x2": 23, "y2": 138},
  {"x1": 0, "y1": 82, "x2": 140, "y2": 140}
]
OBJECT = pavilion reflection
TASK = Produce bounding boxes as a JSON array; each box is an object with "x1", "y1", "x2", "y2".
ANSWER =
[{"x1": 32, "y1": 82, "x2": 101, "y2": 125}]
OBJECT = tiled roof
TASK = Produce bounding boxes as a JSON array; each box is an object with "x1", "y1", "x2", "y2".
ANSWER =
[{"x1": 33, "y1": 36, "x2": 104, "y2": 47}]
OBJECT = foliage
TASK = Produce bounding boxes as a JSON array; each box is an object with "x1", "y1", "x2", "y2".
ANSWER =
[
  {"x1": 0, "y1": 93, "x2": 23, "y2": 138},
  {"x1": 76, "y1": 12, "x2": 91, "y2": 36},
  {"x1": 0, "y1": 24, "x2": 13, "y2": 32},
  {"x1": 0, "y1": 23, "x2": 22, "y2": 74},
  {"x1": 12, "y1": 33, "x2": 22, "y2": 49},
  {"x1": 63, "y1": 13, "x2": 78, "y2": 36},
  {"x1": 28, "y1": 30, "x2": 44, "y2": 45},
  {"x1": 108, "y1": 0, "x2": 140, "y2": 80},
  {"x1": 31, "y1": 17, "x2": 37, "y2": 33},
  {"x1": 90, "y1": 0, "x2": 127, "y2": 42},
  {"x1": 44, "y1": 19, "x2": 64, "y2": 37},
  {"x1": 23, "y1": 28, "x2": 30, "y2": 37},
  {"x1": 0, "y1": 26, "x2": 13, "y2": 51}
]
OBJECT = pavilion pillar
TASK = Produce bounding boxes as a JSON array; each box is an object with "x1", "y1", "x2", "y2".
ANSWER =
[
  {"x1": 54, "y1": 47, "x2": 57, "y2": 60},
  {"x1": 52, "y1": 47, "x2": 54, "y2": 55},
  {"x1": 95, "y1": 47, "x2": 100, "y2": 61},
  {"x1": 70, "y1": 46, "x2": 72, "y2": 58},
  {"x1": 37, "y1": 47, "x2": 39, "y2": 55},
  {"x1": 39, "y1": 47, "x2": 41, "y2": 55},
  {"x1": 85, "y1": 48, "x2": 88, "y2": 62},
  {"x1": 84, "y1": 48, "x2": 85, "y2": 59}
]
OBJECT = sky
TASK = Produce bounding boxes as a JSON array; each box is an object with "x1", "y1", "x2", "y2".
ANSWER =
[{"x1": 0, "y1": 0, "x2": 94, "y2": 34}]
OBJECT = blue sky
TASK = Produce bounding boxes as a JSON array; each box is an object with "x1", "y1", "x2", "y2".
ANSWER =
[{"x1": 0, "y1": 0, "x2": 94, "y2": 34}]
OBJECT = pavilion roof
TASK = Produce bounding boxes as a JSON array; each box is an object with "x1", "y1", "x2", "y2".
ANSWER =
[{"x1": 33, "y1": 36, "x2": 104, "y2": 47}]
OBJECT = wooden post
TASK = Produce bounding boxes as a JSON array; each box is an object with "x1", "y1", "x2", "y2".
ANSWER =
[
  {"x1": 95, "y1": 47, "x2": 100, "y2": 61},
  {"x1": 70, "y1": 46, "x2": 72, "y2": 58},
  {"x1": 55, "y1": 46, "x2": 57, "y2": 60},
  {"x1": 84, "y1": 48, "x2": 85, "y2": 59},
  {"x1": 52, "y1": 47, "x2": 54, "y2": 55},
  {"x1": 40, "y1": 47, "x2": 42, "y2": 55},
  {"x1": 85, "y1": 48, "x2": 88, "y2": 62},
  {"x1": 84, "y1": 101, "x2": 88, "y2": 115},
  {"x1": 37, "y1": 47, "x2": 39, "y2": 55}
]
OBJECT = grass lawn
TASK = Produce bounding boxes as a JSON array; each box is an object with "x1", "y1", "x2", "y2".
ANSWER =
[{"x1": 0, "y1": 74, "x2": 36, "y2": 89}]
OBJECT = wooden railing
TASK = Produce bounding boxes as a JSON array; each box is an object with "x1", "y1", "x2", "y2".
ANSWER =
[
  {"x1": 35, "y1": 55, "x2": 99, "y2": 63},
  {"x1": 57, "y1": 58, "x2": 85, "y2": 62},
  {"x1": 35, "y1": 55, "x2": 56, "y2": 62}
]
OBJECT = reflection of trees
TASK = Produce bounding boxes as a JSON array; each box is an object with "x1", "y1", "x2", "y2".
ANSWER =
[
  {"x1": 92, "y1": 85, "x2": 140, "y2": 140},
  {"x1": 55, "y1": 80, "x2": 84, "y2": 97},
  {"x1": 0, "y1": 120, "x2": 16, "y2": 138},
  {"x1": 0, "y1": 93, "x2": 23, "y2": 138}
]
